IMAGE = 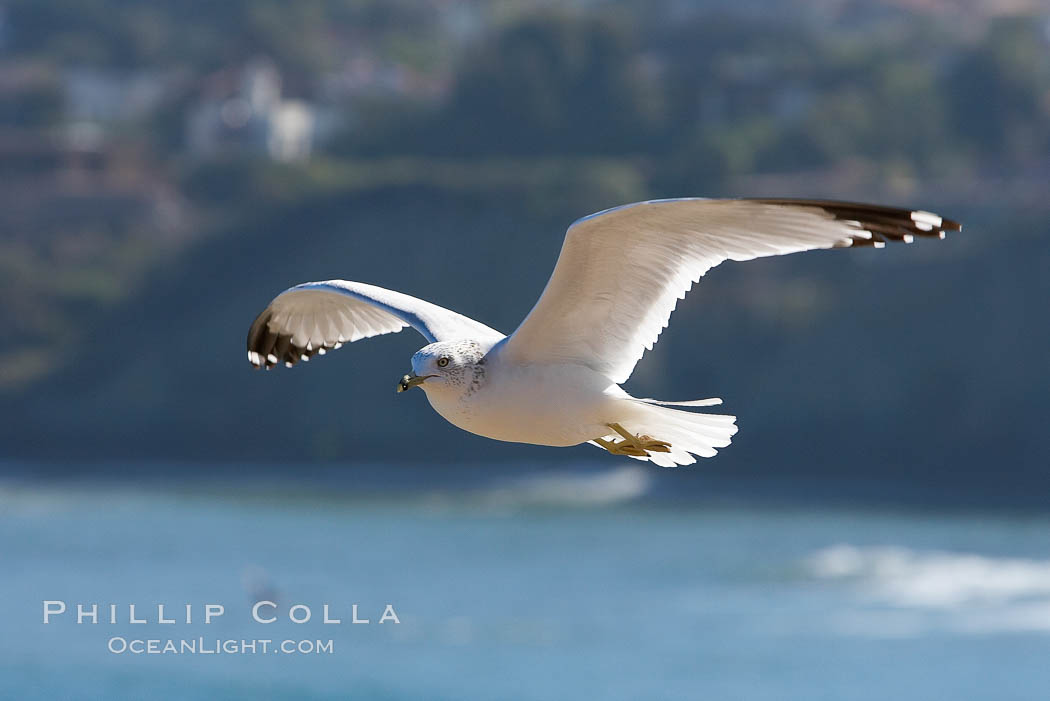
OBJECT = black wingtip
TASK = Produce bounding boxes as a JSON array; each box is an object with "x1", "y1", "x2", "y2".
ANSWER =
[
  {"x1": 246, "y1": 306, "x2": 334, "y2": 370},
  {"x1": 752, "y1": 198, "x2": 962, "y2": 246}
]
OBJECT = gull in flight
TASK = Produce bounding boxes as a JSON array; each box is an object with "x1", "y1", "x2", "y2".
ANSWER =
[{"x1": 247, "y1": 198, "x2": 960, "y2": 466}]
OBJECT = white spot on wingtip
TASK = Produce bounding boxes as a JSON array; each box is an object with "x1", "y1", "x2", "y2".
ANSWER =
[
  {"x1": 873, "y1": 241, "x2": 886, "y2": 249},
  {"x1": 911, "y1": 210, "x2": 942, "y2": 227},
  {"x1": 266, "y1": 353, "x2": 278, "y2": 364},
  {"x1": 318, "y1": 347, "x2": 327, "y2": 355},
  {"x1": 938, "y1": 231, "x2": 946, "y2": 240},
  {"x1": 903, "y1": 234, "x2": 914, "y2": 243},
  {"x1": 333, "y1": 342, "x2": 343, "y2": 349},
  {"x1": 285, "y1": 361, "x2": 293, "y2": 368}
]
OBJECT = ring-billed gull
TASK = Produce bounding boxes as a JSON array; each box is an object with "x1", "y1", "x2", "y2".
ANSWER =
[{"x1": 247, "y1": 198, "x2": 960, "y2": 466}]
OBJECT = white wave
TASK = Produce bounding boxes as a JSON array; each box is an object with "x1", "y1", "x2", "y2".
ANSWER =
[
  {"x1": 807, "y1": 544, "x2": 1050, "y2": 635},
  {"x1": 0, "y1": 482, "x2": 99, "y2": 515},
  {"x1": 482, "y1": 466, "x2": 652, "y2": 507}
]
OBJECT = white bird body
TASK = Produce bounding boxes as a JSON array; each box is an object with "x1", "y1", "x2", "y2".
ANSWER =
[
  {"x1": 419, "y1": 344, "x2": 629, "y2": 448},
  {"x1": 247, "y1": 198, "x2": 960, "y2": 466}
]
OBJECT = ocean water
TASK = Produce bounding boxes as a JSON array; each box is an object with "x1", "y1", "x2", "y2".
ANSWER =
[{"x1": 1, "y1": 464, "x2": 1049, "y2": 700}]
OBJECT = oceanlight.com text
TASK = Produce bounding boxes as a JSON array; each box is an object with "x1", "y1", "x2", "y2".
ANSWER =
[{"x1": 107, "y1": 637, "x2": 334, "y2": 655}]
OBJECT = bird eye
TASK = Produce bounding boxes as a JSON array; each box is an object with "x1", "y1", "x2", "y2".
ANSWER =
[{"x1": 437, "y1": 357, "x2": 450, "y2": 368}]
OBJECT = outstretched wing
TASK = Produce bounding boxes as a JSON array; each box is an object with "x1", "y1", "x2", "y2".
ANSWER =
[
  {"x1": 247, "y1": 280, "x2": 503, "y2": 369},
  {"x1": 499, "y1": 198, "x2": 961, "y2": 384}
]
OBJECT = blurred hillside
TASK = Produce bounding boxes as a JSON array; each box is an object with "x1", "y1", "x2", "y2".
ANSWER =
[{"x1": 0, "y1": 1, "x2": 1047, "y2": 498}]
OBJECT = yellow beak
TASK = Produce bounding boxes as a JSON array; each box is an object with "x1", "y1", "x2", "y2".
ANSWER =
[{"x1": 397, "y1": 374, "x2": 436, "y2": 393}]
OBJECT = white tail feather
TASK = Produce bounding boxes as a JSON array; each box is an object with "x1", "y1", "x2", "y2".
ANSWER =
[
  {"x1": 633, "y1": 396, "x2": 723, "y2": 407},
  {"x1": 592, "y1": 399, "x2": 738, "y2": 467}
]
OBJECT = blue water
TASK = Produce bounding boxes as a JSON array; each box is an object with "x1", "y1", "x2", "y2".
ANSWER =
[{"x1": 2, "y1": 465, "x2": 1049, "y2": 700}]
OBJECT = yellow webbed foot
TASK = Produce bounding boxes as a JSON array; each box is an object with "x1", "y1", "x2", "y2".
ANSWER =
[{"x1": 596, "y1": 424, "x2": 672, "y2": 457}]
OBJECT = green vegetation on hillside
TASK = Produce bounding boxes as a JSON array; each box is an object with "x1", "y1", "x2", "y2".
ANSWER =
[{"x1": 0, "y1": 3, "x2": 1047, "y2": 480}]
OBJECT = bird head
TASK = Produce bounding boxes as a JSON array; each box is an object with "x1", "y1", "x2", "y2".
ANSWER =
[{"x1": 397, "y1": 340, "x2": 486, "y2": 394}]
